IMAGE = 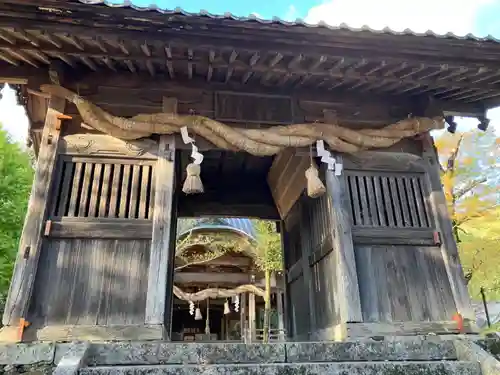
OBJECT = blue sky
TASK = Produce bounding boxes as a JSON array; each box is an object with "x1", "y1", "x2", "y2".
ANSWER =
[{"x1": 1, "y1": 0, "x2": 500, "y2": 142}]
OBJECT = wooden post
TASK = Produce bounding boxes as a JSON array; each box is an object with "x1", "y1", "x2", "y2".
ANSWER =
[
  {"x1": 2, "y1": 96, "x2": 66, "y2": 329},
  {"x1": 145, "y1": 97, "x2": 178, "y2": 337},
  {"x1": 276, "y1": 290, "x2": 285, "y2": 341},
  {"x1": 279, "y1": 221, "x2": 292, "y2": 339},
  {"x1": 325, "y1": 154, "x2": 364, "y2": 324},
  {"x1": 240, "y1": 292, "x2": 247, "y2": 342},
  {"x1": 421, "y1": 135, "x2": 474, "y2": 320},
  {"x1": 248, "y1": 292, "x2": 256, "y2": 343}
]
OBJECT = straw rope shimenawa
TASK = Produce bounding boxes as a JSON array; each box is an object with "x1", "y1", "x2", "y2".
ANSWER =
[
  {"x1": 40, "y1": 84, "x2": 444, "y2": 195},
  {"x1": 40, "y1": 85, "x2": 445, "y2": 155},
  {"x1": 173, "y1": 284, "x2": 265, "y2": 302}
]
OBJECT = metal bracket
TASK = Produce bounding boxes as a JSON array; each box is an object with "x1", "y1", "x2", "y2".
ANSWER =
[{"x1": 23, "y1": 246, "x2": 30, "y2": 260}]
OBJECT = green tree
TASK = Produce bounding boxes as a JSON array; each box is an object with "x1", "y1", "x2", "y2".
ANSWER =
[
  {"x1": 435, "y1": 128, "x2": 499, "y2": 285},
  {"x1": 252, "y1": 220, "x2": 282, "y2": 343},
  {"x1": 0, "y1": 125, "x2": 33, "y2": 312}
]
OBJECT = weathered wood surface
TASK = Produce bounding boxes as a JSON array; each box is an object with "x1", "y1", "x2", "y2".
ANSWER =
[
  {"x1": 345, "y1": 171, "x2": 431, "y2": 229},
  {"x1": 344, "y1": 321, "x2": 476, "y2": 338},
  {"x1": 267, "y1": 149, "x2": 309, "y2": 219},
  {"x1": 47, "y1": 218, "x2": 153, "y2": 239},
  {"x1": 2, "y1": 96, "x2": 66, "y2": 327},
  {"x1": 355, "y1": 245, "x2": 457, "y2": 322},
  {"x1": 352, "y1": 227, "x2": 437, "y2": 246},
  {"x1": 34, "y1": 324, "x2": 163, "y2": 342},
  {"x1": 50, "y1": 157, "x2": 155, "y2": 219},
  {"x1": 325, "y1": 157, "x2": 364, "y2": 324},
  {"x1": 145, "y1": 97, "x2": 178, "y2": 330},
  {"x1": 59, "y1": 134, "x2": 159, "y2": 159},
  {"x1": 422, "y1": 138, "x2": 474, "y2": 320},
  {"x1": 343, "y1": 151, "x2": 427, "y2": 172},
  {"x1": 29, "y1": 239, "x2": 150, "y2": 326}
]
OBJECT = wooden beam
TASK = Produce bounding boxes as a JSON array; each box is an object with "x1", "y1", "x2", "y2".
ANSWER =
[
  {"x1": 325, "y1": 155, "x2": 364, "y2": 324},
  {"x1": 421, "y1": 135, "x2": 474, "y2": 321},
  {"x1": 47, "y1": 218, "x2": 153, "y2": 239},
  {"x1": 174, "y1": 272, "x2": 251, "y2": 285},
  {"x1": 144, "y1": 97, "x2": 178, "y2": 334},
  {"x1": 2, "y1": 95, "x2": 66, "y2": 328},
  {"x1": 35, "y1": 324, "x2": 163, "y2": 342}
]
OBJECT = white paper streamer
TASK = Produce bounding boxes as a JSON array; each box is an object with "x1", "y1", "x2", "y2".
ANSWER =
[
  {"x1": 181, "y1": 126, "x2": 204, "y2": 165},
  {"x1": 316, "y1": 140, "x2": 336, "y2": 171}
]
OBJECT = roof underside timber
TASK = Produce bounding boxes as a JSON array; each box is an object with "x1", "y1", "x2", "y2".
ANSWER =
[{"x1": 1, "y1": 1, "x2": 500, "y2": 110}]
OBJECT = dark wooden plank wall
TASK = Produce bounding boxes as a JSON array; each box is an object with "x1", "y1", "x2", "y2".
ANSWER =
[
  {"x1": 28, "y1": 152, "x2": 156, "y2": 327},
  {"x1": 355, "y1": 245, "x2": 456, "y2": 322},
  {"x1": 284, "y1": 188, "x2": 339, "y2": 339},
  {"x1": 29, "y1": 238, "x2": 150, "y2": 326},
  {"x1": 345, "y1": 165, "x2": 458, "y2": 323}
]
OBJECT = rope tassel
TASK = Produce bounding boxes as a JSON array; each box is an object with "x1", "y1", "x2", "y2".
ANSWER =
[
  {"x1": 183, "y1": 163, "x2": 204, "y2": 194},
  {"x1": 305, "y1": 163, "x2": 326, "y2": 198},
  {"x1": 305, "y1": 145, "x2": 326, "y2": 198}
]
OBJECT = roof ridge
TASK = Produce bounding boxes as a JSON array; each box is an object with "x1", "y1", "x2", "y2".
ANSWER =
[{"x1": 76, "y1": 0, "x2": 500, "y2": 43}]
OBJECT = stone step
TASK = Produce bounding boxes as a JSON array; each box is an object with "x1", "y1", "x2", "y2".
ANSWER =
[
  {"x1": 80, "y1": 339, "x2": 457, "y2": 366},
  {"x1": 79, "y1": 361, "x2": 481, "y2": 375}
]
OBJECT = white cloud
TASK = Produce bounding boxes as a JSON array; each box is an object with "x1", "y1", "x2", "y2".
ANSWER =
[
  {"x1": 0, "y1": 84, "x2": 29, "y2": 144},
  {"x1": 305, "y1": 0, "x2": 493, "y2": 36},
  {"x1": 283, "y1": 5, "x2": 298, "y2": 21}
]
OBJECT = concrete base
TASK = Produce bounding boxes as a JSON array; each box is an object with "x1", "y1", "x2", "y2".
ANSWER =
[{"x1": 79, "y1": 362, "x2": 480, "y2": 375}]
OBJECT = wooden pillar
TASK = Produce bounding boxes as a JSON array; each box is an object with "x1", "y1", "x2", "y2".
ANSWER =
[
  {"x1": 2, "y1": 96, "x2": 66, "y2": 329},
  {"x1": 299, "y1": 204, "x2": 316, "y2": 336},
  {"x1": 240, "y1": 292, "x2": 247, "y2": 342},
  {"x1": 145, "y1": 97, "x2": 178, "y2": 338},
  {"x1": 279, "y1": 221, "x2": 292, "y2": 339},
  {"x1": 276, "y1": 290, "x2": 285, "y2": 341},
  {"x1": 325, "y1": 154, "x2": 363, "y2": 325},
  {"x1": 422, "y1": 136, "x2": 474, "y2": 320},
  {"x1": 248, "y1": 292, "x2": 256, "y2": 343}
]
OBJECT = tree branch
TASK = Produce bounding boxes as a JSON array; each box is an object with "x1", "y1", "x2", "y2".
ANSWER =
[{"x1": 454, "y1": 177, "x2": 488, "y2": 200}]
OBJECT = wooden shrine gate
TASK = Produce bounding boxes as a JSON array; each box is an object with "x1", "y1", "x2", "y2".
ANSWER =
[{"x1": 1, "y1": 97, "x2": 473, "y2": 343}]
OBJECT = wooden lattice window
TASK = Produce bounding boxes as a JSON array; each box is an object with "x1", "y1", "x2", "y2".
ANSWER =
[
  {"x1": 50, "y1": 157, "x2": 155, "y2": 219},
  {"x1": 346, "y1": 171, "x2": 431, "y2": 229}
]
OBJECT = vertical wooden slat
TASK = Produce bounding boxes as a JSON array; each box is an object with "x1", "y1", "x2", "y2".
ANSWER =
[
  {"x1": 418, "y1": 177, "x2": 432, "y2": 227},
  {"x1": 119, "y1": 164, "x2": 131, "y2": 218},
  {"x1": 55, "y1": 161, "x2": 74, "y2": 217},
  {"x1": 348, "y1": 175, "x2": 362, "y2": 225},
  {"x1": 108, "y1": 164, "x2": 121, "y2": 218},
  {"x1": 129, "y1": 165, "x2": 142, "y2": 219},
  {"x1": 78, "y1": 162, "x2": 94, "y2": 217},
  {"x1": 67, "y1": 162, "x2": 83, "y2": 217},
  {"x1": 372, "y1": 176, "x2": 386, "y2": 226},
  {"x1": 88, "y1": 163, "x2": 103, "y2": 217},
  {"x1": 357, "y1": 175, "x2": 371, "y2": 226},
  {"x1": 99, "y1": 164, "x2": 112, "y2": 217},
  {"x1": 380, "y1": 176, "x2": 395, "y2": 227},
  {"x1": 412, "y1": 176, "x2": 429, "y2": 227},
  {"x1": 396, "y1": 177, "x2": 411, "y2": 227},
  {"x1": 388, "y1": 177, "x2": 403, "y2": 227},
  {"x1": 50, "y1": 159, "x2": 65, "y2": 217},
  {"x1": 421, "y1": 137, "x2": 473, "y2": 320},
  {"x1": 326, "y1": 154, "x2": 363, "y2": 325},
  {"x1": 404, "y1": 177, "x2": 420, "y2": 227},
  {"x1": 138, "y1": 166, "x2": 150, "y2": 219},
  {"x1": 145, "y1": 96, "x2": 177, "y2": 335},
  {"x1": 2, "y1": 96, "x2": 66, "y2": 327}
]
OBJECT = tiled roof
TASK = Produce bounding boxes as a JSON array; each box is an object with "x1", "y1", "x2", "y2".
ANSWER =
[
  {"x1": 79, "y1": 0, "x2": 500, "y2": 43},
  {"x1": 177, "y1": 218, "x2": 256, "y2": 239}
]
